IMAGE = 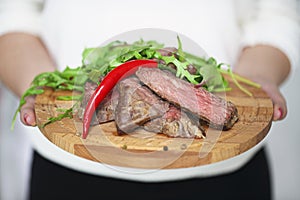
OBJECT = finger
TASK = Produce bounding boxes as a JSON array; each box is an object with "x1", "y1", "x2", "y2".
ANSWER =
[
  {"x1": 272, "y1": 93, "x2": 287, "y2": 121},
  {"x1": 262, "y1": 84, "x2": 287, "y2": 121},
  {"x1": 20, "y1": 95, "x2": 37, "y2": 126}
]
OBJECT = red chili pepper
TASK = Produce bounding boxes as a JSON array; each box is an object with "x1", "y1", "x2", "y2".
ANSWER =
[{"x1": 82, "y1": 59, "x2": 158, "y2": 139}]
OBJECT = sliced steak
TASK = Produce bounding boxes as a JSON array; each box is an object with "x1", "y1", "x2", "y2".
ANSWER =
[
  {"x1": 143, "y1": 105, "x2": 205, "y2": 138},
  {"x1": 78, "y1": 81, "x2": 118, "y2": 125},
  {"x1": 81, "y1": 81, "x2": 98, "y2": 108},
  {"x1": 94, "y1": 90, "x2": 119, "y2": 124},
  {"x1": 135, "y1": 67, "x2": 238, "y2": 130},
  {"x1": 115, "y1": 77, "x2": 169, "y2": 133}
]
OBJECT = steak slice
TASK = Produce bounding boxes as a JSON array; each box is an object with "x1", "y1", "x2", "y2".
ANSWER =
[
  {"x1": 143, "y1": 105, "x2": 205, "y2": 138},
  {"x1": 135, "y1": 67, "x2": 238, "y2": 130},
  {"x1": 115, "y1": 77, "x2": 169, "y2": 133},
  {"x1": 78, "y1": 81, "x2": 118, "y2": 125},
  {"x1": 94, "y1": 90, "x2": 119, "y2": 124}
]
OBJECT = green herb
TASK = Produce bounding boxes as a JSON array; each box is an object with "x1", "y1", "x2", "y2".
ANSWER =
[
  {"x1": 11, "y1": 67, "x2": 85, "y2": 130},
  {"x1": 56, "y1": 95, "x2": 82, "y2": 101},
  {"x1": 218, "y1": 68, "x2": 261, "y2": 88},
  {"x1": 41, "y1": 106, "x2": 73, "y2": 128},
  {"x1": 177, "y1": 35, "x2": 185, "y2": 62}
]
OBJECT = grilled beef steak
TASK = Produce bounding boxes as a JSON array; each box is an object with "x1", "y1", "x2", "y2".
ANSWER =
[
  {"x1": 94, "y1": 90, "x2": 119, "y2": 123},
  {"x1": 78, "y1": 81, "x2": 118, "y2": 125},
  {"x1": 135, "y1": 67, "x2": 238, "y2": 130},
  {"x1": 115, "y1": 77, "x2": 169, "y2": 133},
  {"x1": 143, "y1": 105, "x2": 205, "y2": 138},
  {"x1": 80, "y1": 66, "x2": 238, "y2": 138},
  {"x1": 115, "y1": 77, "x2": 205, "y2": 138}
]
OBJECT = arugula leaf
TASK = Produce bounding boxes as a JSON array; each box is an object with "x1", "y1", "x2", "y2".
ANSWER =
[
  {"x1": 161, "y1": 55, "x2": 200, "y2": 84},
  {"x1": 41, "y1": 107, "x2": 73, "y2": 128},
  {"x1": 198, "y1": 63, "x2": 226, "y2": 92},
  {"x1": 82, "y1": 40, "x2": 164, "y2": 78},
  {"x1": 177, "y1": 35, "x2": 185, "y2": 62},
  {"x1": 11, "y1": 66, "x2": 86, "y2": 130},
  {"x1": 56, "y1": 95, "x2": 82, "y2": 101}
]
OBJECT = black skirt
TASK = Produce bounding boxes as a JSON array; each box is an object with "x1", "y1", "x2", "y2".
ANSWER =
[{"x1": 29, "y1": 148, "x2": 271, "y2": 200}]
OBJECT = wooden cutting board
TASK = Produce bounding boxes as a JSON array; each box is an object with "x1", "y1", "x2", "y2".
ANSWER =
[{"x1": 35, "y1": 78, "x2": 273, "y2": 169}]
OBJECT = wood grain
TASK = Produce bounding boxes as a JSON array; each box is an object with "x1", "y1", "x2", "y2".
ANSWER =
[{"x1": 35, "y1": 78, "x2": 273, "y2": 169}]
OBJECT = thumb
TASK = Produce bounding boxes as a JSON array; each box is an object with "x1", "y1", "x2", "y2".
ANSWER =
[
  {"x1": 20, "y1": 95, "x2": 37, "y2": 126},
  {"x1": 261, "y1": 84, "x2": 287, "y2": 121}
]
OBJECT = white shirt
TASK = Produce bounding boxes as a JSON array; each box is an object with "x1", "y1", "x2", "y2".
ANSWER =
[{"x1": 0, "y1": 0, "x2": 299, "y2": 186}]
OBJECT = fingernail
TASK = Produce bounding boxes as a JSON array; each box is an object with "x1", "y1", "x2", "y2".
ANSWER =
[
  {"x1": 24, "y1": 113, "x2": 32, "y2": 125},
  {"x1": 274, "y1": 108, "x2": 283, "y2": 120},
  {"x1": 278, "y1": 107, "x2": 283, "y2": 119}
]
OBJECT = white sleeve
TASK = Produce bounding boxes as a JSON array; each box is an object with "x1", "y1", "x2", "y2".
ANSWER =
[
  {"x1": 239, "y1": 0, "x2": 300, "y2": 70},
  {"x1": 0, "y1": 0, "x2": 44, "y2": 36}
]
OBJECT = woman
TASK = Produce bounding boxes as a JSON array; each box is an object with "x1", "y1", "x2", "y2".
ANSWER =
[{"x1": 0, "y1": 0, "x2": 299, "y2": 199}]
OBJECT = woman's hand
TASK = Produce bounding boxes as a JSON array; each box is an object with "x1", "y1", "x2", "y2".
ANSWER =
[
  {"x1": 249, "y1": 77, "x2": 287, "y2": 121},
  {"x1": 234, "y1": 45, "x2": 291, "y2": 121},
  {"x1": 20, "y1": 95, "x2": 37, "y2": 126},
  {"x1": 0, "y1": 33, "x2": 56, "y2": 127},
  {"x1": 261, "y1": 83, "x2": 286, "y2": 121}
]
